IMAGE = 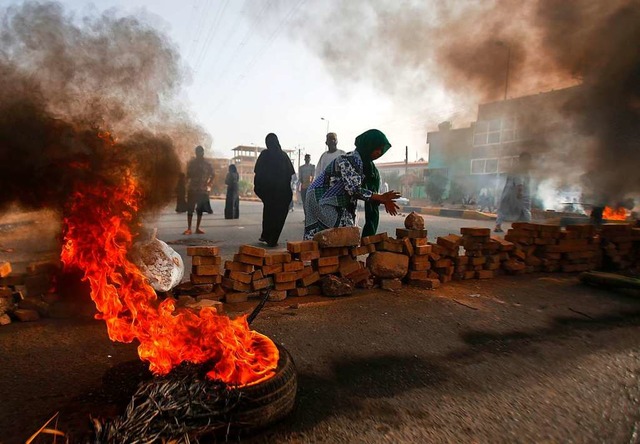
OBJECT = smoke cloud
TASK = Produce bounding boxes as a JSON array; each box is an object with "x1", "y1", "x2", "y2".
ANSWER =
[
  {"x1": 0, "y1": 1, "x2": 207, "y2": 214},
  {"x1": 263, "y1": 0, "x2": 639, "y2": 205}
]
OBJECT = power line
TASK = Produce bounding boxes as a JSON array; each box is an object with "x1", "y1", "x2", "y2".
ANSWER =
[
  {"x1": 193, "y1": 0, "x2": 231, "y2": 72},
  {"x1": 208, "y1": 0, "x2": 306, "y2": 116}
]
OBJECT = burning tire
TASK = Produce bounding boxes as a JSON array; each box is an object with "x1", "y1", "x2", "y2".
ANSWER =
[
  {"x1": 224, "y1": 343, "x2": 297, "y2": 435},
  {"x1": 94, "y1": 344, "x2": 297, "y2": 442}
]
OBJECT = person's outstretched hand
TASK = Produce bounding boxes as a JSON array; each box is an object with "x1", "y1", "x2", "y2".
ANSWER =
[{"x1": 374, "y1": 190, "x2": 401, "y2": 216}]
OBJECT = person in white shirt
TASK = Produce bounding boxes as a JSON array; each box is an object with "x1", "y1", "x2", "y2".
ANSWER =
[{"x1": 316, "y1": 132, "x2": 345, "y2": 175}]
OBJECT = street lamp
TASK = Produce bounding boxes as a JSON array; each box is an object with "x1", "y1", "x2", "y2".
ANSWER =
[
  {"x1": 495, "y1": 41, "x2": 511, "y2": 100},
  {"x1": 321, "y1": 117, "x2": 330, "y2": 134}
]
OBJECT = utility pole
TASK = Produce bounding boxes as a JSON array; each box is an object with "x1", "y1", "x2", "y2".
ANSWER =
[
  {"x1": 297, "y1": 146, "x2": 301, "y2": 172},
  {"x1": 405, "y1": 146, "x2": 409, "y2": 198}
]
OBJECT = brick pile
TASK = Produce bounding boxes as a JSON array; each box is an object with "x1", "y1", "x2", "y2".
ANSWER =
[
  {"x1": 187, "y1": 246, "x2": 225, "y2": 303},
  {"x1": 503, "y1": 223, "x2": 600, "y2": 273},
  {"x1": 599, "y1": 223, "x2": 640, "y2": 271},
  {"x1": 457, "y1": 228, "x2": 512, "y2": 280}
]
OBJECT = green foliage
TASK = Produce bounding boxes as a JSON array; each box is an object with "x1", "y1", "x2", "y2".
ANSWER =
[{"x1": 238, "y1": 180, "x2": 253, "y2": 196}]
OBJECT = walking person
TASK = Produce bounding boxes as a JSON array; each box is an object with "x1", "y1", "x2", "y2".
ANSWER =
[
  {"x1": 494, "y1": 152, "x2": 532, "y2": 233},
  {"x1": 224, "y1": 164, "x2": 240, "y2": 219},
  {"x1": 254, "y1": 133, "x2": 295, "y2": 247},
  {"x1": 184, "y1": 145, "x2": 214, "y2": 235},
  {"x1": 316, "y1": 132, "x2": 345, "y2": 175},
  {"x1": 304, "y1": 129, "x2": 401, "y2": 240},
  {"x1": 298, "y1": 154, "x2": 315, "y2": 212}
]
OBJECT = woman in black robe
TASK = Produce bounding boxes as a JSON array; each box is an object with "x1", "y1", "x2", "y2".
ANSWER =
[
  {"x1": 224, "y1": 164, "x2": 240, "y2": 219},
  {"x1": 254, "y1": 133, "x2": 295, "y2": 247}
]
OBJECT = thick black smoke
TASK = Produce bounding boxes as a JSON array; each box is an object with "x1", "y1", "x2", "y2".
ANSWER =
[
  {"x1": 0, "y1": 1, "x2": 207, "y2": 213},
  {"x1": 266, "y1": 0, "x2": 640, "y2": 205}
]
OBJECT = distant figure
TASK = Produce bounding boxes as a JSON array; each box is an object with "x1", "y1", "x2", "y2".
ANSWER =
[
  {"x1": 316, "y1": 132, "x2": 345, "y2": 175},
  {"x1": 254, "y1": 133, "x2": 295, "y2": 247},
  {"x1": 382, "y1": 181, "x2": 390, "y2": 193},
  {"x1": 494, "y1": 152, "x2": 532, "y2": 233},
  {"x1": 175, "y1": 172, "x2": 188, "y2": 213},
  {"x1": 184, "y1": 145, "x2": 214, "y2": 235},
  {"x1": 299, "y1": 154, "x2": 316, "y2": 210},
  {"x1": 478, "y1": 187, "x2": 494, "y2": 213},
  {"x1": 289, "y1": 173, "x2": 297, "y2": 212},
  {"x1": 304, "y1": 129, "x2": 401, "y2": 239},
  {"x1": 224, "y1": 164, "x2": 240, "y2": 219}
]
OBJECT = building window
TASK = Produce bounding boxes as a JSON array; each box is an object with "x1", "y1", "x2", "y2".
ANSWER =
[
  {"x1": 471, "y1": 157, "x2": 516, "y2": 175},
  {"x1": 473, "y1": 117, "x2": 518, "y2": 147}
]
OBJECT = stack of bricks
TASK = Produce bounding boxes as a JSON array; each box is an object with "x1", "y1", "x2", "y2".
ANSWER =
[
  {"x1": 395, "y1": 227, "x2": 436, "y2": 288},
  {"x1": 457, "y1": 228, "x2": 512, "y2": 280},
  {"x1": 503, "y1": 223, "x2": 600, "y2": 273},
  {"x1": 222, "y1": 245, "x2": 305, "y2": 303},
  {"x1": 599, "y1": 223, "x2": 640, "y2": 271},
  {"x1": 305, "y1": 238, "x2": 372, "y2": 288},
  {"x1": 432, "y1": 234, "x2": 461, "y2": 283},
  {"x1": 187, "y1": 246, "x2": 225, "y2": 301}
]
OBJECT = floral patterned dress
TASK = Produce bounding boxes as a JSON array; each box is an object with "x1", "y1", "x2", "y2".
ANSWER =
[{"x1": 303, "y1": 151, "x2": 373, "y2": 239}]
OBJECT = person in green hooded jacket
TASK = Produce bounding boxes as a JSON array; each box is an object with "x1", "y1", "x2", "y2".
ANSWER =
[{"x1": 303, "y1": 129, "x2": 401, "y2": 239}]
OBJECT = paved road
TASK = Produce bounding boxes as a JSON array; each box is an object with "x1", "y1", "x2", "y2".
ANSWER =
[{"x1": 1, "y1": 203, "x2": 640, "y2": 442}]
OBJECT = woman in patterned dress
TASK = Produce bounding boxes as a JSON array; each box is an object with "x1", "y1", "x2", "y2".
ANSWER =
[{"x1": 303, "y1": 129, "x2": 401, "y2": 240}]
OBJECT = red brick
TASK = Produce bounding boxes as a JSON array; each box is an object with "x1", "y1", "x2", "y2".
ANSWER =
[
  {"x1": 402, "y1": 237, "x2": 414, "y2": 256},
  {"x1": 437, "y1": 234, "x2": 462, "y2": 250},
  {"x1": 239, "y1": 245, "x2": 267, "y2": 258},
  {"x1": 346, "y1": 267, "x2": 371, "y2": 284},
  {"x1": 224, "y1": 261, "x2": 254, "y2": 273},
  {"x1": 190, "y1": 274, "x2": 221, "y2": 285},
  {"x1": 350, "y1": 245, "x2": 371, "y2": 257},
  {"x1": 379, "y1": 239, "x2": 404, "y2": 253},
  {"x1": 320, "y1": 247, "x2": 350, "y2": 257},
  {"x1": 288, "y1": 287, "x2": 308, "y2": 297},
  {"x1": 192, "y1": 256, "x2": 222, "y2": 266},
  {"x1": 300, "y1": 271, "x2": 321, "y2": 286},
  {"x1": 315, "y1": 256, "x2": 339, "y2": 267},
  {"x1": 338, "y1": 257, "x2": 362, "y2": 277},
  {"x1": 411, "y1": 238, "x2": 429, "y2": 247},
  {"x1": 186, "y1": 246, "x2": 219, "y2": 257},
  {"x1": 274, "y1": 272, "x2": 298, "y2": 283},
  {"x1": 192, "y1": 265, "x2": 220, "y2": 276},
  {"x1": 275, "y1": 281, "x2": 296, "y2": 291},
  {"x1": 283, "y1": 261, "x2": 304, "y2": 272},
  {"x1": 317, "y1": 264, "x2": 340, "y2": 275},
  {"x1": 228, "y1": 271, "x2": 252, "y2": 284},
  {"x1": 263, "y1": 252, "x2": 292, "y2": 265},
  {"x1": 287, "y1": 240, "x2": 319, "y2": 253},
  {"x1": 406, "y1": 270, "x2": 429, "y2": 280},
  {"x1": 233, "y1": 253, "x2": 264, "y2": 266},
  {"x1": 395, "y1": 228, "x2": 428, "y2": 239},
  {"x1": 261, "y1": 263, "x2": 283, "y2": 275},
  {"x1": 252, "y1": 277, "x2": 274, "y2": 291},
  {"x1": 313, "y1": 227, "x2": 361, "y2": 247},
  {"x1": 222, "y1": 278, "x2": 251, "y2": 292},
  {"x1": 299, "y1": 250, "x2": 321, "y2": 261}
]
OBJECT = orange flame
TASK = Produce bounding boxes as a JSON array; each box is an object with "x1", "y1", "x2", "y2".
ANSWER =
[
  {"x1": 60, "y1": 172, "x2": 278, "y2": 386},
  {"x1": 602, "y1": 206, "x2": 627, "y2": 221}
]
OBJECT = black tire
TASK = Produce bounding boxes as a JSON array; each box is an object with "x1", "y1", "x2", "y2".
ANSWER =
[{"x1": 225, "y1": 343, "x2": 298, "y2": 434}]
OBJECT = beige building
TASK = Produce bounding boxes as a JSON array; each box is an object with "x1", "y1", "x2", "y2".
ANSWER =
[{"x1": 231, "y1": 145, "x2": 296, "y2": 190}]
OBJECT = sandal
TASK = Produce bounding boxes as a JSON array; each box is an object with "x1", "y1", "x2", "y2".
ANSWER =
[
  {"x1": 183, "y1": 229, "x2": 192, "y2": 235},
  {"x1": 196, "y1": 229, "x2": 205, "y2": 234}
]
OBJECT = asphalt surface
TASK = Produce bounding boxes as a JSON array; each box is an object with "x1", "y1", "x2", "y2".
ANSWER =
[{"x1": 1, "y1": 203, "x2": 640, "y2": 443}]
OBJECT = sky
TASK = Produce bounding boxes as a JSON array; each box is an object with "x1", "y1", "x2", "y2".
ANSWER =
[{"x1": 0, "y1": 0, "x2": 455, "y2": 166}]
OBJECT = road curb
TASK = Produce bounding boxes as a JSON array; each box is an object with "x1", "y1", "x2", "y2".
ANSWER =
[{"x1": 403, "y1": 206, "x2": 496, "y2": 221}]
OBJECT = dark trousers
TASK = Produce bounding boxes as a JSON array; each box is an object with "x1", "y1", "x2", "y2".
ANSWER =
[
  {"x1": 225, "y1": 189, "x2": 239, "y2": 219},
  {"x1": 261, "y1": 195, "x2": 291, "y2": 246}
]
